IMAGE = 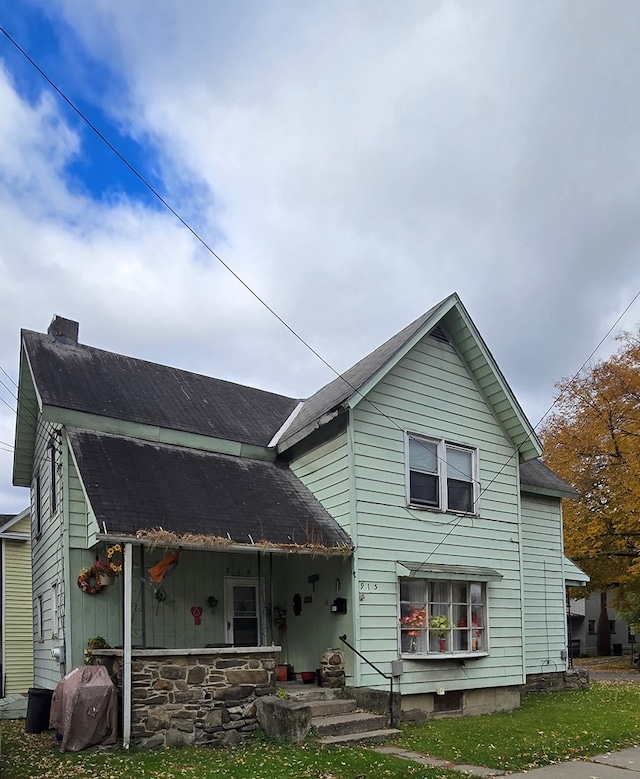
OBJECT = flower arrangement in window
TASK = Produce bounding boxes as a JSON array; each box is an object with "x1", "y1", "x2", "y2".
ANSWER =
[
  {"x1": 429, "y1": 614, "x2": 451, "y2": 637},
  {"x1": 429, "y1": 614, "x2": 451, "y2": 651},
  {"x1": 457, "y1": 612, "x2": 482, "y2": 650},
  {"x1": 401, "y1": 606, "x2": 426, "y2": 652}
]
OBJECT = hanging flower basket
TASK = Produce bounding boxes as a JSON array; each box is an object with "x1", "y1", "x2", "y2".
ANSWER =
[
  {"x1": 77, "y1": 558, "x2": 116, "y2": 594},
  {"x1": 93, "y1": 558, "x2": 116, "y2": 585}
]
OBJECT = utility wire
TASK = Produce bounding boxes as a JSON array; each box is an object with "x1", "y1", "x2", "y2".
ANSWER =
[
  {"x1": 533, "y1": 288, "x2": 640, "y2": 431},
  {"x1": 2, "y1": 24, "x2": 640, "y2": 577}
]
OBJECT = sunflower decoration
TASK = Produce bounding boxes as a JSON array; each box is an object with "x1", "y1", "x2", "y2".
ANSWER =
[{"x1": 106, "y1": 543, "x2": 123, "y2": 574}]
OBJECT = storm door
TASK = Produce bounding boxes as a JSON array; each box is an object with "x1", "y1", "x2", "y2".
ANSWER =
[{"x1": 224, "y1": 578, "x2": 261, "y2": 646}]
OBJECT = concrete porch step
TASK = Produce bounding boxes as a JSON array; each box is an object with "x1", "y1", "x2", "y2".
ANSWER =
[
  {"x1": 307, "y1": 698, "x2": 357, "y2": 717},
  {"x1": 318, "y1": 728, "x2": 403, "y2": 746},
  {"x1": 282, "y1": 685, "x2": 344, "y2": 703},
  {"x1": 311, "y1": 711, "x2": 388, "y2": 737}
]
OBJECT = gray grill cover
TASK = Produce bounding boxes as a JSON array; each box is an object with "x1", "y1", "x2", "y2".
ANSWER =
[{"x1": 50, "y1": 665, "x2": 118, "y2": 752}]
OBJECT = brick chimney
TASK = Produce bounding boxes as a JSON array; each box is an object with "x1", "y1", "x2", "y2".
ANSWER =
[{"x1": 47, "y1": 315, "x2": 79, "y2": 343}]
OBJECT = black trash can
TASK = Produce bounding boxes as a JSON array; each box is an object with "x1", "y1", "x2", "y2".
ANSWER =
[
  {"x1": 25, "y1": 687, "x2": 54, "y2": 733},
  {"x1": 613, "y1": 643, "x2": 623, "y2": 657}
]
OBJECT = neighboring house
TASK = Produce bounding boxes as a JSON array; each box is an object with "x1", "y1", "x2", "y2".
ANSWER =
[
  {"x1": 571, "y1": 589, "x2": 636, "y2": 657},
  {"x1": 0, "y1": 508, "x2": 33, "y2": 708},
  {"x1": 12, "y1": 293, "x2": 582, "y2": 742}
]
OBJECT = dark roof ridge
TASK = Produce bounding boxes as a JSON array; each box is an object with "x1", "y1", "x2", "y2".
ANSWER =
[
  {"x1": 21, "y1": 328, "x2": 299, "y2": 404},
  {"x1": 276, "y1": 295, "x2": 452, "y2": 449},
  {"x1": 22, "y1": 329, "x2": 300, "y2": 447}
]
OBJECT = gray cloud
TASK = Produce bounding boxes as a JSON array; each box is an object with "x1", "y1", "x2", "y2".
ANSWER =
[{"x1": 1, "y1": 1, "x2": 640, "y2": 510}]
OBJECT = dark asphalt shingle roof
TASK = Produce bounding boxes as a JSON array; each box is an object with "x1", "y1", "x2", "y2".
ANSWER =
[
  {"x1": 67, "y1": 428, "x2": 352, "y2": 548},
  {"x1": 278, "y1": 300, "x2": 445, "y2": 449},
  {"x1": 520, "y1": 459, "x2": 579, "y2": 498},
  {"x1": 23, "y1": 330, "x2": 299, "y2": 447}
]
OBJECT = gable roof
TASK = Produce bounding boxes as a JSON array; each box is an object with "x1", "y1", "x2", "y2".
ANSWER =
[
  {"x1": 67, "y1": 428, "x2": 351, "y2": 551},
  {"x1": 22, "y1": 330, "x2": 299, "y2": 447},
  {"x1": 519, "y1": 458, "x2": 579, "y2": 499},
  {"x1": 0, "y1": 507, "x2": 30, "y2": 539},
  {"x1": 277, "y1": 294, "x2": 542, "y2": 460}
]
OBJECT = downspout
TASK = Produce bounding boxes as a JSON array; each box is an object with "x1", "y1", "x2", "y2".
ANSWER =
[
  {"x1": 61, "y1": 433, "x2": 72, "y2": 674},
  {"x1": 515, "y1": 452, "x2": 527, "y2": 684},
  {"x1": 346, "y1": 408, "x2": 361, "y2": 686},
  {"x1": 1, "y1": 539, "x2": 5, "y2": 696},
  {"x1": 123, "y1": 542, "x2": 133, "y2": 749}
]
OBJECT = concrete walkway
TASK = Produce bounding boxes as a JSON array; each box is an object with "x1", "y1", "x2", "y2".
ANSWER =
[{"x1": 373, "y1": 745, "x2": 640, "y2": 778}]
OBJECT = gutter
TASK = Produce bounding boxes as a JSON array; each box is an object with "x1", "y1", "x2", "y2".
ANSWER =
[{"x1": 95, "y1": 534, "x2": 353, "y2": 557}]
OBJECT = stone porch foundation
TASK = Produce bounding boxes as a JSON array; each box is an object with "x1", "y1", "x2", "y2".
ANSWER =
[{"x1": 94, "y1": 647, "x2": 278, "y2": 748}]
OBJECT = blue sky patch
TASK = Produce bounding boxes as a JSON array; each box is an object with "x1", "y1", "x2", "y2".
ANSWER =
[{"x1": 1, "y1": 1, "x2": 162, "y2": 208}]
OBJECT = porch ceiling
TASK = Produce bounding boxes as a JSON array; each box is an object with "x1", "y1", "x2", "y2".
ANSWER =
[{"x1": 68, "y1": 428, "x2": 352, "y2": 552}]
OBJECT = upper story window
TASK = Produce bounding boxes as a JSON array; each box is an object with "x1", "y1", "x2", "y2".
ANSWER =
[
  {"x1": 407, "y1": 433, "x2": 478, "y2": 513},
  {"x1": 400, "y1": 578, "x2": 487, "y2": 657}
]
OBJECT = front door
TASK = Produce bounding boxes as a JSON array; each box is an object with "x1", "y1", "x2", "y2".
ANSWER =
[{"x1": 225, "y1": 578, "x2": 261, "y2": 646}]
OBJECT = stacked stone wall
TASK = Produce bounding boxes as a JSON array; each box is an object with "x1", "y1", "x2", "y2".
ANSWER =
[
  {"x1": 523, "y1": 668, "x2": 589, "y2": 693},
  {"x1": 102, "y1": 651, "x2": 277, "y2": 748}
]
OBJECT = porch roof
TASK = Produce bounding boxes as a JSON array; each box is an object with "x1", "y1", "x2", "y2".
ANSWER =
[{"x1": 68, "y1": 428, "x2": 352, "y2": 552}]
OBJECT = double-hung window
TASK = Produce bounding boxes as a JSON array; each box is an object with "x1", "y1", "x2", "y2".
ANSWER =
[
  {"x1": 408, "y1": 434, "x2": 477, "y2": 513},
  {"x1": 399, "y1": 578, "x2": 487, "y2": 657}
]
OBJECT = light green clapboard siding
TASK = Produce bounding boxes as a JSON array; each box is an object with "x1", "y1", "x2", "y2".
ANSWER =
[
  {"x1": 31, "y1": 417, "x2": 66, "y2": 689},
  {"x1": 68, "y1": 546, "x2": 352, "y2": 678},
  {"x1": 3, "y1": 513, "x2": 34, "y2": 694},
  {"x1": 521, "y1": 493, "x2": 568, "y2": 674},
  {"x1": 289, "y1": 432, "x2": 351, "y2": 535},
  {"x1": 68, "y1": 458, "x2": 90, "y2": 549},
  {"x1": 351, "y1": 335, "x2": 525, "y2": 693}
]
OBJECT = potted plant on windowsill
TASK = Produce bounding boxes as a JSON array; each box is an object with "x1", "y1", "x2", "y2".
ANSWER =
[{"x1": 429, "y1": 615, "x2": 451, "y2": 652}]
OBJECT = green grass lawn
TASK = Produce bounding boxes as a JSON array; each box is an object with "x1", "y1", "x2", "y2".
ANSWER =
[
  {"x1": 2, "y1": 682, "x2": 640, "y2": 778},
  {"x1": 0, "y1": 722, "x2": 457, "y2": 779},
  {"x1": 398, "y1": 681, "x2": 640, "y2": 771}
]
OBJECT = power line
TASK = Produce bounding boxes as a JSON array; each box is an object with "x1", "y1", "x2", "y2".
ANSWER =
[
  {"x1": 3, "y1": 23, "x2": 640, "y2": 582},
  {"x1": 534, "y1": 288, "x2": 640, "y2": 431}
]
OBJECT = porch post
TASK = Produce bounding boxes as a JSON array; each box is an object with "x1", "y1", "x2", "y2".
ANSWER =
[{"x1": 123, "y1": 541, "x2": 133, "y2": 749}]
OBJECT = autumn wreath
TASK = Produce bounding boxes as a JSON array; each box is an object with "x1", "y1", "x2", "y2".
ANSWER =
[{"x1": 77, "y1": 564, "x2": 105, "y2": 595}]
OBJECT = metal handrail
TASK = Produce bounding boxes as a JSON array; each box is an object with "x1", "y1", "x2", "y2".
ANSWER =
[{"x1": 338, "y1": 634, "x2": 397, "y2": 727}]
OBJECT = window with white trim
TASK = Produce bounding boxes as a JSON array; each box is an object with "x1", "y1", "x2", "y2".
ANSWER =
[
  {"x1": 399, "y1": 578, "x2": 486, "y2": 656},
  {"x1": 407, "y1": 434, "x2": 477, "y2": 513}
]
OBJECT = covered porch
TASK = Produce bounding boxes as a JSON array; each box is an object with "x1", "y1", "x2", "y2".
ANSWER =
[
  {"x1": 84, "y1": 539, "x2": 353, "y2": 747},
  {"x1": 67, "y1": 428, "x2": 353, "y2": 746}
]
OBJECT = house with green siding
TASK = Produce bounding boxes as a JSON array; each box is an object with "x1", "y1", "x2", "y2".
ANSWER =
[
  {"x1": 12, "y1": 293, "x2": 584, "y2": 741},
  {"x1": 0, "y1": 508, "x2": 33, "y2": 715}
]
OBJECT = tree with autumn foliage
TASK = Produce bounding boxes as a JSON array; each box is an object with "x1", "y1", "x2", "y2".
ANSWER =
[{"x1": 541, "y1": 330, "x2": 640, "y2": 631}]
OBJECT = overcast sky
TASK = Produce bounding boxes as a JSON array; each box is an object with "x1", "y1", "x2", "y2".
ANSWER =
[{"x1": 1, "y1": 1, "x2": 640, "y2": 512}]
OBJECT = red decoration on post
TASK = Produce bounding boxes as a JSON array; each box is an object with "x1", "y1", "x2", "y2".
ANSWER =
[{"x1": 190, "y1": 606, "x2": 203, "y2": 625}]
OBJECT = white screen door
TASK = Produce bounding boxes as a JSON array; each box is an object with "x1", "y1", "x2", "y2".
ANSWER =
[{"x1": 225, "y1": 578, "x2": 261, "y2": 646}]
